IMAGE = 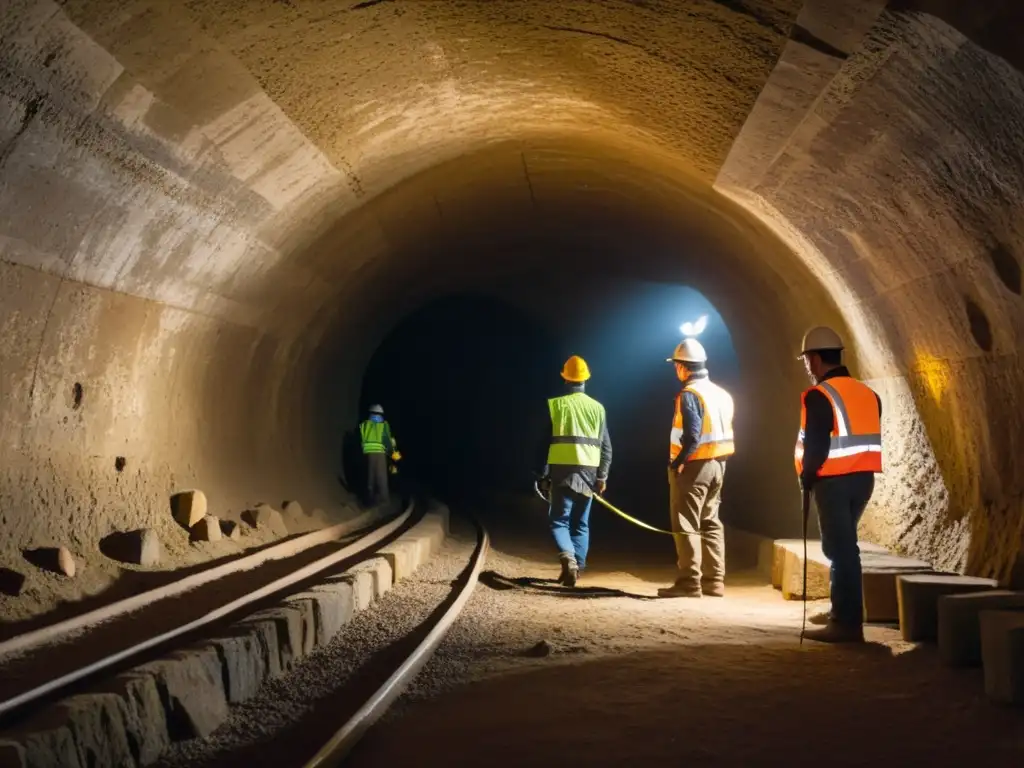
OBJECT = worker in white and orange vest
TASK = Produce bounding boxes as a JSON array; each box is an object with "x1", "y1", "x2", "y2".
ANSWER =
[
  {"x1": 659, "y1": 338, "x2": 735, "y2": 598},
  {"x1": 795, "y1": 326, "x2": 882, "y2": 643}
]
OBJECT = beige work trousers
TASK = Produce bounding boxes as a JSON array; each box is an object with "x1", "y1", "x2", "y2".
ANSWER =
[{"x1": 668, "y1": 459, "x2": 726, "y2": 590}]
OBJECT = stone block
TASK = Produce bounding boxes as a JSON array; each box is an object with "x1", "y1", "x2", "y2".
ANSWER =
[
  {"x1": 780, "y1": 545, "x2": 830, "y2": 600},
  {"x1": 280, "y1": 597, "x2": 316, "y2": 656},
  {"x1": 980, "y1": 610, "x2": 1024, "y2": 705},
  {"x1": 58, "y1": 694, "x2": 135, "y2": 768},
  {"x1": 220, "y1": 520, "x2": 241, "y2": 541},
  {"x1": 242, "y1": 606, "x2": 306, "y2": 672},
  {"x1": 100, "y1": 528, "x2": 162, "y2": 567},
  {"x1": 897, "y1": 574, "x2": 1000, "y2": 642},
  {"x1": 0, "y1": 741, "x2": 26, "y2": 767},
  {"x1": 136, "y1": 646, "x2": 228, "y2": 740},
  {"x1": 379, "y1": 539, "x2": 419, "y2": 581},
  {"x1": 190, "y1": 515, "x2": 221, "y2": 542},
  {"x1": 207, "y1": 634, "x2": 268, "y2": 704},
  {"x1": 413, "y1": 513, "x2": 448, "y2": 559},
  {"x1": 863, "y1": 567, "x2": 935, "y2": 623},
  {"x1": 6, "y1": 717, "x2": 81, "y2": 768},
  {"x1": 350, "y1": 556, "x2": 394, "y2": 599},
  {"x1": 328, "y1": 571, "x2": 374, "y2": 611},
  {"x1": 282, "y1": 500, "x2": 304, "y2": 517},
  {"x1": 307, "y1": 581, "x2": 356, "y2": 640},
  {"x1": 171, "y1": 490, "x2": 207, "y2": 528},
  {"x1": 430, "y1": 504, "x2": 451, "y2": 534},
  {"x1": 241, "y1": 505, "x2": 288, "y2": 538},
  {"x1": 939, "y1": 591, "x2": 1024, "y2": 667},
  {"x1": 225, "y1": 618, "x2": 282, "y2": 679},
  {"x1": 22, "y1": 546, "x2": 77, "y2": 577},
  {"x1": 99, "y1": 673, "x2": 170, "y2": 766}
]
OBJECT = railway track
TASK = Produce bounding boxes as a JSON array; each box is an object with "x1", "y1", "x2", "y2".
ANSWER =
[
  {"x1": 0, "y1": 503, "x2": 487, "y2": 768},
  {"x1": 0, "y1": 505, "x2": 412, "y2": 726}
]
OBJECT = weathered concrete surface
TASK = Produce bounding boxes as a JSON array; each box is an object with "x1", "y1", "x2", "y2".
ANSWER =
[
  {"x1": 980, "y1": 609, "x2": 1024, "y2": 705},
  {"x1": 136, "y1": 648, "x2": 229, "y2": 740},
  {"x1": 938, "y1": 590, "x2": 1024, "y2": 667},
  {"x1": 207, "y1": 635, "x2": 268, "y2": 705},
  {"x1": 1, "y1": 0, "x2": 1023, "y2": 620},
  {"x1": 349, "y1": 557, "x2": 395, "y2": 601},
  {"x1": 897, "y1": 574, "x2": 1000, "y2": 642}
]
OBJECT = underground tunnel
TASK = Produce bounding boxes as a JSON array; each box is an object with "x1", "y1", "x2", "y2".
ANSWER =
[{"x1": 2, "y1": 0, "x2": 1024, "y2": 763}]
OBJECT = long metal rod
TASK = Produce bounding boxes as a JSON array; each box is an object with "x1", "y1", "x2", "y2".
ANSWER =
[
  {"x1": 0, "y1": 505, "x2": 414, "y2": 719},
  {"x1": 304, "y1": 516, "x2": 489, "y2": 767},
  {"x1": 0, "y1": 510, "x2": 383, "y2": 662}
]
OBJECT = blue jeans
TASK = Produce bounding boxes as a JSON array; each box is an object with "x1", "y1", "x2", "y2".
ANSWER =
[
  {"x1": 549, "y1": 487, "x2": 593, "y2": 569},
  {"x1": 813, "y1": 473, "x2": 875, "y2": 626}
]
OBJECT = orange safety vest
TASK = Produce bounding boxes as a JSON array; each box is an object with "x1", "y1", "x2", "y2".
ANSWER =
[
  {"x1": 669, "y1": 377, "x2": 735, "y2": 462},
  {"x1": 794, "y1": 377, "x2": 882, "y2": 477}
]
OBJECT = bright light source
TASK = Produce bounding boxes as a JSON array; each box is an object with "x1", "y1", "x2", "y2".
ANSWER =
[{"x1": 680, "y1": 315, "x2": 708, "y2": 338}]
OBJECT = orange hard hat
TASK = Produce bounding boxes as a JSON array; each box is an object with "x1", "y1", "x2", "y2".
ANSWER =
[{"x1": 561, "y1": 355, "x2": 591, "y2": 382}]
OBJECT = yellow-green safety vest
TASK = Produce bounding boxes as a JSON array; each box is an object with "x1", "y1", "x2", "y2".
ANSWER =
[
  {"x1": 547, "y1": 393, "x2": 605, "y2": 468},
  {"x1": 360, "y1": 420, "x2": 391, "y2": 454}
]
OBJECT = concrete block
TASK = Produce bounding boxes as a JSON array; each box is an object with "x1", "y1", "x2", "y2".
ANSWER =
[
  {"x1": 897, "y1": 574, "x2": 1000, "y2": 642},
  {"x1": 939, "y1": 591, "x2": 1024, "y2": 667},
  {"x1": 208, "y1": 634, "x2": 268, "y2": 704},
  {"x1": 106, "y1": 673, "x2": 169, "y2": 765},
  {"x1": 292, "y1": 584, "x2": 355, "y2": 646},
  {"x1": 279, "y1": 597, "x2": 316, "y2": 656},
  {"x1": 58, "y1": 694, "x2": 135, "y2": 768},
  {"x1": 328, "y1": 571, "x2": 374, "y2": 611},
  {"x1": 415, "y1": 513, "x2": 448, "y2": 559},
  {"x1": 780, "y1": 545, "x2": 830, "y2": 600},
  {"x1": 243, "y1": 606, "x2": 306, "y2": 672},
  {"x1": 24, "y1": 546, "x2": 77, "y2": 577},
  {"x1": 427, "y1": 503, "x2": 451, "y2": 534},
  {"x1": 981, "y1": 610, "x2": 1024, "y2": 705},
  {"x1": 379, "y1": 539, "x2": 419, "y2": 581},
  {"x1": 5, "y1": 714, "x2": 82, "y2": 768},
  {"x1": 136, "y1": 647, "x2": 228, "y2": 740},
  {"x1": 171, "y1": 490, "x2": 207, "y2": 528},
  {"x1": 862, "y1": 567, "x2": 935, "y2": 623},
  {"x1": 190, "y1": 515, "x2": 222, "y2": 542},
  {"x1": 220, "y1": 520, "x2": 242, "y2": 541},
  {"x1": 101, "y1": 528, "x2": 162, "y2": 566},
  {"x1": 349, "y1": 556, "x2": 394, "y2": 599}
]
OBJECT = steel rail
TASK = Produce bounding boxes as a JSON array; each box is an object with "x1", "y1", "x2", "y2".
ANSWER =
[{"x1": 304, "y1": 514, "x2": 489, "y2": 767}]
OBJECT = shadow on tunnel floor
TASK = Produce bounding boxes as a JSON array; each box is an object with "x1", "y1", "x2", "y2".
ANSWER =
[{"x1": 478, "y1": 570, "x2": 658, "y2": 600}]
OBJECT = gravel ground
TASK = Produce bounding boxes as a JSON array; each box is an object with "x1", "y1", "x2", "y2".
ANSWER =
[{"x1": 155, "y1": 506, "x2": 1024, "y2": 768}]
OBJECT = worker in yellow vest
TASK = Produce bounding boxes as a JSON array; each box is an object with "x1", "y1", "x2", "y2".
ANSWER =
[
  {"x1": 659, "y1": 339, "x2": 735, "y2": 598},
  {"x1": 795, "y1": 327, "x2": 882, "y2": 643},
  {"x1": 537, "y1": 356, "x2": 612, "y2": 587},
  {"x1": 360, "y1": 404, "x2": 400, "y2": 507}
]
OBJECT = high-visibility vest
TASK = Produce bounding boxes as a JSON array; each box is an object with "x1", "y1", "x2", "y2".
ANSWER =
[
  {"x1": 547, "y1": 393, "x2": 606, "y2": 468},
  {"x1": 670, "y1": 377, "x2": 736, "y2": 462},
  {"x1": 360, "y1": 420, "x2": 390, "y2": 454},
  {"x1": 794, "y1": 377, "x2": 882, "y2": 477}
]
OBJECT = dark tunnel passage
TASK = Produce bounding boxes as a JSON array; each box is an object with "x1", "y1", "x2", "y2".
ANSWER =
[{"x1": 3, "y1": 0, "x2": 1024, "y2": 626}]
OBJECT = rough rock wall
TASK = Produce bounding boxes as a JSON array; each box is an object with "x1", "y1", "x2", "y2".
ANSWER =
[{"x1": 718, "y1": 5, "x2": 1024, "y2": 579}]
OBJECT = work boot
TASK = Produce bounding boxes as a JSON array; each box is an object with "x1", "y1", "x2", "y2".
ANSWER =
[
  {"x1": 808, "y1": 610, "x2": 832, "y2": 626},
  {"x1": 558, "y1": 553, "x2": 579, "y2": 588},
  {"x1": 657, "y1": 580, "x2": 701, "y2": 598},
  {"x1": 702, "y1": 581, "x2": 725, "y2": 598},
  {"x1": 802, "y1": 621, "x2": 864, "y2": 644}
]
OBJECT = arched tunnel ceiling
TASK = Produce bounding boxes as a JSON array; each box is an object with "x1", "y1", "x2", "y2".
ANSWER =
[{"x1": 1, "y1": 0, "x2": 1024, "y2": 617}]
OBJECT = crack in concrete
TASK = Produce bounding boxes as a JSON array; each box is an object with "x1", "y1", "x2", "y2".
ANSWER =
[{"x1": 541, "y1": 25, "x2": 642, "y2": 49}]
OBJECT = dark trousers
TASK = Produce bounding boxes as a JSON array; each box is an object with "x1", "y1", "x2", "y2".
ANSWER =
[
  {"x1": 813, "y1": 473, "x2": 875, "y2": 627},
  {"x1": 366, "y1": 453, "x2": 389, "y2": 506}
]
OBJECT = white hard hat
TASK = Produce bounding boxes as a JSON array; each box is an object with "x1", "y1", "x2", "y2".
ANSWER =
[
  {"x1": 368, "y1": 404, "x2": 384, "y2": 415},
  {"x1": 799, "y1": 326, "x2": 844, "y2": 358},
  {"x1": 667, "y1": 338, "x2": 708, "y2": 364}
]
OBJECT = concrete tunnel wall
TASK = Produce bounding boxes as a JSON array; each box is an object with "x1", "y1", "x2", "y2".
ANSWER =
[{"x1": 0, "y1": 0, "x2": 1022, "y2": 596}]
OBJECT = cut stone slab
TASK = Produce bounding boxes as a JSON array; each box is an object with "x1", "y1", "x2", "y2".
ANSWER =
[
  {"x1": 775, "y1": 539, "x2": 892, "y2": 600},
  {"x1": 241, "y1": 505, "x2": 288, "y2": 538},
  {"x1": 7, "y1": 720, "x2": 82, "y2": 768},
  {"x1": 242, "y1": 606, "x2": 306, "y2": 673},
  {"x1": 207, "y1": 634, "x2": 268, "y2": 704},
  {"x1": 304, "y1": 581, "x2": 356, "y2": 643},
  {"x1": 939, "y1": 591, "x2": 1024, "y2": 667},
  {"x1": 190, "y1": 515, "x2": 222, "y2": 543},
  {"x1": 980, "y1": 610, "x2": 1024, "y2": 705},
  {"x1": 92, "y1": 672, "x2": 170, "y2": 766},
  {"x1": 379, "y1": 539, "x2": 420, "y2": 582},
  {"x1": 171, "y1": 490, "x2": 207, "y2": 529},
  {"x1": 58, "y1": 694, "x2": 135, "y2": 768},
  {"x1": 280, "y1": 596, "x2": 316, "y2": 656},
  {"x1": 135, "y1": 646, "x2": 228, "y2": 740},
  {"x1": 350, "y1": 556, "x2": 394, "y2": 599},
  {"x1": 224, "y1": 617, "x2": 282, "y2": 679},
  {"x1": 897, "y1": 574, "x2": 1000, "y2": 642},
  {"x1": 862, "y1": 567, "x2": 936, "y2": 623},
  {"x1": 327, "y1": 571, "x2": 374, "y2": 611},
  {"x1": 220, "y1": 520, "x2": 241, "y2": 541},
  {"x1": 413, "y1": 513, "x2": 448, "y2": 560}
]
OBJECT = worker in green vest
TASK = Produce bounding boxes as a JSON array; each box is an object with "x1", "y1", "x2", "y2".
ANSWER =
[
  {"x1": 360, "y1": 404, "x2": 399, "y2": 506},
  {"x1": 537, "y1": 356, "x2": 613, "y2": 587}
]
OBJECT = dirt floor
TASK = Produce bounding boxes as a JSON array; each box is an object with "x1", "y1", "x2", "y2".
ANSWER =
[{"x1": 342, "y1": 504, "x2": 1023, "y2": 768}]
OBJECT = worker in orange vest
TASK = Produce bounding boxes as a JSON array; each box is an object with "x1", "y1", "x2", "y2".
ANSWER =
[
  {"x1": 659, "y1": 338, "x2": 735, "y2": 598},
  {"x1": 795, "y1": 327, "x2": 882, "y2": 643}
]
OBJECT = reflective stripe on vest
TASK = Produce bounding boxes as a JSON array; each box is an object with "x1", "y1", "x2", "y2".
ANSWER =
[
  {"x1": 547, "y1": 393, "x2": 605, "y2": 468},
  {"x1": 794, "y1": 377, "x2": 882, "y2": 477},
  {"x1": 669, "y1": 377, "x2": 736, "y2": 462},
  {"x1": 360, "y1": 420, "x2": 388, "y2": 454}
]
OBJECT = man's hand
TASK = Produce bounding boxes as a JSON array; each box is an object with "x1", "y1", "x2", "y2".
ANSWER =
[
  {"x1": 595, "y1": 478, "x2": 607, "y2": 495},
  {"x1": 537, "y1": 476, "x2": 552, "y2": 496},
  {"x1": 673, "y1": 461, "x2": 685, "y2": 475}
]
